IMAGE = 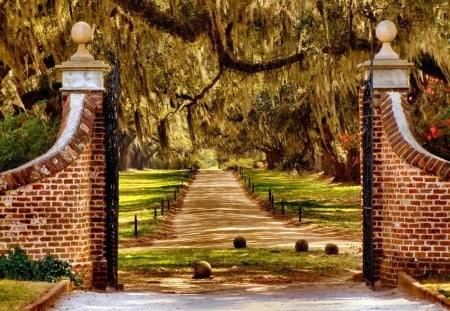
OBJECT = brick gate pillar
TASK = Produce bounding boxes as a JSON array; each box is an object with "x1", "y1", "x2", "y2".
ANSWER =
[
  {"x1": 359, "y1": 21, "x2": 413, "y2": 285},
  {"x1": 359, "y1": 21, "x2": 450, "y2": 286},
  {"x1": 56, "y1": 22, "x2": 110, "y2": 289}
]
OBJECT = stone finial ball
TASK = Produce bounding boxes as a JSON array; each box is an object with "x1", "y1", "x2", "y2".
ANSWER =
[
  {"x1": 71, "y1": 22, "x2": 92, "y2": 44},
  {"x1": 376, "y1": 20, "x2": 397, "y2": 43},
  {"x1": 193, "y1": 260, "x2": 212, "y2": 279}
]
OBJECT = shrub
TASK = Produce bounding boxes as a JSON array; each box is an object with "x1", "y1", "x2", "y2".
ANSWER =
[
  {"x1": 0, "y1": 246, "x2": 83, "y2": 286},
  {"x1": 410, "y1": 77, "x2": 450, "y2": 161},
  {"x1": 233, "y1": 236, "x2": 247, "y2": 249},
  {"x1": 324, "y1": 243, "x2": 339, "y2": 255},
  {"x1": 0, "y1": 247, "x2": 37, "y2": 281},
  {"x1": 295, "y1": 239, "x2": 309, "y2": 252},
  {"x1": 193, "y1": 261, "x2": 211, "y2": 279},
  {"x1": 0, "y1": 101, "x2": 59, "y2": 172}
]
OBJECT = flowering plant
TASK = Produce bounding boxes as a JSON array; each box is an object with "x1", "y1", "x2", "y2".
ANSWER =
[
  {"x1": 338, "y1": 133, "x2": 359, "y2": 152},
  {"x1": 410, "y1": 77, "x2": 450, "y2": 161}
]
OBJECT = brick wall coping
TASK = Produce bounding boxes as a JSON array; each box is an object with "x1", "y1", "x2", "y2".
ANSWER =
[
  {"x1": 380, "y1": 91, "x2": 450, "y2": 180},
  {"x1": 0, "y1": 93, "x2": 96, "y2": 191}
]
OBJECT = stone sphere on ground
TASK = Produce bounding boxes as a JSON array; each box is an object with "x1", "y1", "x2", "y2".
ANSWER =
[
  {"x1": 295, "y1": 239, "x2": 309, "y2": 252},
  {"x1": 233, "y1": 236, "x2": 247, "y2": 248},
  {"x1": 325, "y1": 243, "x2": 339, "y2": 255},
  {"x1": 193, "y1": 260, "x2": 212, "y2": 279}
]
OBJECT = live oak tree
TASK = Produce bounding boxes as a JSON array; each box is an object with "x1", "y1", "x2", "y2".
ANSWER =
[{"x1": 0, "y1": 0, "x2": 448, "y2": 181}]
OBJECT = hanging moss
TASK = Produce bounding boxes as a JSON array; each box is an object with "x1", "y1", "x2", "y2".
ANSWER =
[{"x1": 0, "y1": 1, "x2": 448, "y2": 175}]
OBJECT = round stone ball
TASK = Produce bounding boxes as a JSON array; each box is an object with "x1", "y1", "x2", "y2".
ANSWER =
[
  {"x1": 193, "y1": 260, "x2": 212, "y2": 279},
  {"x1": 324, "y1": 243, "x2": 339, "y2": 255},
  {"x1": 376, "y1": 20, "x2": 397, "y2": 42},
  {"x1": 71, "y1": 21, "x2": 92, "y2": 44},
  {"x1": 295, "y1": 239, "x2": 309, "y2": 252},
  {"x1": 233, "y1": 236, "x2": 247, "y2": 249}
]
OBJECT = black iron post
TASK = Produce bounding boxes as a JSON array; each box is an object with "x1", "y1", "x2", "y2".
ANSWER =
[
  {"x1": 134, "y1": 215, "x2": 138, "y2": 237},
  {"x1": 105, "y1": 54, "x2": 120, "y2": 288},
  {"x1": 362, "y1": 43, "x2": 375, "y2": 287}
]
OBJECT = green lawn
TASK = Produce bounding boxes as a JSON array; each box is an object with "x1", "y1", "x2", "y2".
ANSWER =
[
  {"x1": 421, "y1": 274, "x2": 450, "y2": 299},
  {"x1": 241, "y1": 169, "x2": 361, "y2": 236},
  {"x1": 119, "y1": 247, "x2": 361, "y2": 284},
  {"x1": 119, "y1": 169, "x2": 190, "y2": 241},
  {"x1": 0, "y1": 280, "x2": 54, "y2": 311}
]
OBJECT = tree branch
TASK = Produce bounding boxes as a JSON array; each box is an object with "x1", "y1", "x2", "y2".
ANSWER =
[
  {"x1": 223, "y1": 51, "x2": 305, "y2": 73},
  {"x1": 113, "y1": 0, "x2": 210, "y2": 42},
  {"x1": 115, "y1": 1, "x2": 306, "y2": 73},
  {"x1": 176, "y1": 67, "x2": 225, "y2": 111}
]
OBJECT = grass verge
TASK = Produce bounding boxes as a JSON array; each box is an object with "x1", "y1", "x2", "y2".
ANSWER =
[
  {"x1": 119, "y1": 169, "x2": 190, "y2": 242},
  {"x1": 241, "y1": 169, "x2": 361, "y2": 238},
  {"x1": 420, "y1": 275, "x2": 450, "y2": 298},
  {"x1": 0, "y1": 280, "x2": 54, "y2": 311},
  {"x1": 119, "y1": 248, "x2": 361, "y2": 291}
]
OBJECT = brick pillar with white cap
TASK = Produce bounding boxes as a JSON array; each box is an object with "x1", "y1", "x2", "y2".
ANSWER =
[
  {"x1": 0, "y1": 22, "x2": 110, "y2": 289},
  {"x1": 57, "y1": 22, "x2": 111, "y2": 289},
  {"x1": 359, "y1": 21, "x2": 450, "y2": 287}
]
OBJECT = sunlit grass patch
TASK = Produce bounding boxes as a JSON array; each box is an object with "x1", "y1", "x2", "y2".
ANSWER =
[
  {"x1": 421, "y1": 274, "x2": 450, "y2": 299},
  {"x1": 241, "y1": 169, "x2": 361, "y2": 236},
  {"x1": 119, "y1": 248, "x2": 361, "y2": 281},
  {"x1": 119, "y1": 169, "x2": 189, "y2": 241},
  {"x1": 0, "y1": 280, "x2": 54, "y2": 311}
]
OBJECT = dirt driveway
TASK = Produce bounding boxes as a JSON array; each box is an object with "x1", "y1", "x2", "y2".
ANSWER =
[{"x1": 146, "y1": 169, "x2": 360, "y2": 250}]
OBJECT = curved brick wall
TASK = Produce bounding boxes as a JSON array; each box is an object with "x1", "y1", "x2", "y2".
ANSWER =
[
  {"x1": 362, "y1": 90, "x2": 450, "y2": 287},
  {"x1": 379, "y1": 92, "x2": 450, "y2": 180},
  {"x1": 0, "y1": 94, "x2": 96, "y2": 191},
  {"x1": 0, "y1": 92, "x2": 107, "y2": 289}
]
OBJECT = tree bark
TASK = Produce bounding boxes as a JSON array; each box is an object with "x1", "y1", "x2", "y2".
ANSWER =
[{"x1": 265, "y1": 149, "x2": 283, "y2": 170}]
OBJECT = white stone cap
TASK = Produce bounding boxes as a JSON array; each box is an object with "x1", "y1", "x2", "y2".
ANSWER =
[
  {"x1": 56, "y1": 22, "x2": 110, "y2": 91},
  {"x1": 358, "y1": 20, "x2": 413, "y2": 89}
]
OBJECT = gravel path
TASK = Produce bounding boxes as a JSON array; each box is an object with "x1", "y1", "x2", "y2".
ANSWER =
[
  {"x1": 50, "y1": 169, "x2": 444, "y2": 310},
  {"x1": 149, "y1": 169, "x2": 360, "y2": 250},
  {"x1": 50, "y1": 283, "x2": 445, "y2": 310}
]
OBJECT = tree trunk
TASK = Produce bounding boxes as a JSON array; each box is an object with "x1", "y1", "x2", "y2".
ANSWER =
[
  {"x1": 333, "y1": 147, "x2": 360, "y2": 183},
  {"x1": 265, "y1": 149, "x2": 283, "y2": 170}
]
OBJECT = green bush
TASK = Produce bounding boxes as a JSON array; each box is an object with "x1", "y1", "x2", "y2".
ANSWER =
[
  {"x1": 0, "y1": 101, "x2": 59, "y2": 172},
  {"x1": 0, "y1": 246, "x2": 83, "y2": 286}
]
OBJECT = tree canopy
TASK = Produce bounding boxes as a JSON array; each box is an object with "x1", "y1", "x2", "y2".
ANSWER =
[{"x1": 0, "y1": 0, "x2": 449, "y2": 180}]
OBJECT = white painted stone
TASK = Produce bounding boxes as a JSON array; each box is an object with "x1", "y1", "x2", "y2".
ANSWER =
[
  {"x1": 20, "y1": 93, "x2": 85, "y2": 168},
  {"x1": 61, "y1": 70, "x2": 105, "y2": 91},
  {"x1": 371, "y1": 68, "x2": 409, "y2": 89}
]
